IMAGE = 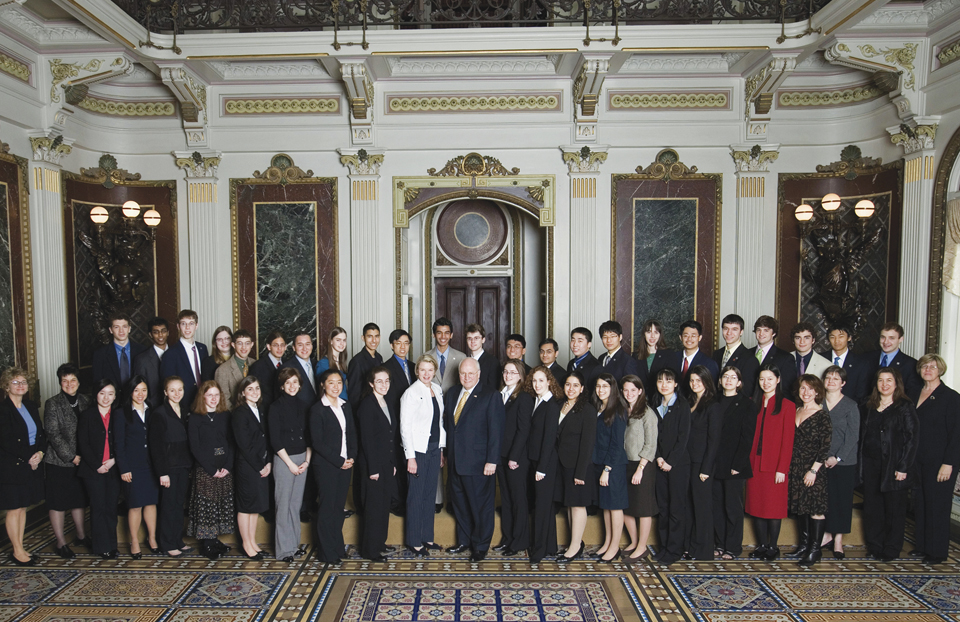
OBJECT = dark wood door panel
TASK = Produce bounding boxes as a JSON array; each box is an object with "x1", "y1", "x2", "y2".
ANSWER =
[{"x1": 435, "y1": 276, "x2": 510, "y2": 360}]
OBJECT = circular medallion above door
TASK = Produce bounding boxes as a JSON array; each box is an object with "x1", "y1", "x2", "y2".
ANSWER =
[{"x1": 435, "y1": 199, "x2": 508, "y2": 265}]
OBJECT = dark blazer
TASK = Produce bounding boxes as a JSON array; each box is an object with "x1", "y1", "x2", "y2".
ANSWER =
[
  {"x1": 249, "y1": 356, "x2": 281, "y2": 408},
  {"x1": 749, "y1": 344, "x2": 797, "y2": 393},
  {"x1": 133, "y1": 347, "x2": 165, "y2": 408},
  {"x1": 501, "y1": 390, "x2": 533, "y2": 462},
  {"x1": 43, "y1": 392, "x2": 92, "y2": 468},
  {"x1": 859, "y1": 398, "x2": 919, "y2": 492},
  {"x1": 383, "y1": 355, "x2": 413, "y2": 416},
  {"x1": 712, "y1": 344, "x2": 760, "y2": 391},
  {"x1": 346, "y1": 350, "x2": 383, "y2": 412},
  {"x1": 114, "y1": 407, "x2": 152, "y2": 475},
  {"x1": 911, "y1": 383, "x2": 960, "y2": 469},
  {"x1": 200, "y1": 355, "x2": 219, "y2": 383},
  {"x1": 267, "y1": 394, "x2": 309, "y2": 456},
  {"x1": 160, "y1": 340, "x2": 209, "y2": 409},
  {"x1": 444, "y1": 384, "x2": 505, "y2": 475},
  {"x1": 544, "y1": 362, "x2": 568, "y2": 387},
  {"x1": 476, "y1": 351, "x2": 502, "y2": 391},
  {"x1": 528, "y1": 397, "x2": 560, "y2": 473},
  {"x1": 232, "y1": 403, "x2": 270, "y2": 473},
  {"x1": 280, "y1": 357, "x2": 318, "y2": 407},
  {"x1": 688, "y1": 401, "x2": 723, "y2": 477},
  {"x1": 834, "y1": 351, "x2": 870, "y2": 404},
  {"x1": 567, "y1": 352, "x2": 601, "y2": 389},
  {"x1": 147, "y1": 402, "x2": 192, "y2": 476},
  {"x1": 592, "y1": 413, "x2": 628, "y2": 468},
  {"x1": 356, "y1": 393, "x2": 397, "y2": 477},
  {"x1": 76, "y1": 406, "x2": 117, "y2": 479},
  {"x1": 0, "y1": 397, "x2": 47, "y2": 483},
  {"x1": 639, "y1": 349, "x2": 674, "y2": 397},
  {"x1": 597, "y1": 348, "x2": 640, "y2": 382},
  {"x1": 669, "y1": 350, "x2": 720, "y2": 383},
  {"x1": 309, "y1": 399, "x2": 358, "y2": 469},
  {"x1": 867, "y1": 350, "x2": 922, "y2": 397},
  {"x1": 712, "y1": 393, "x2": 755, "y2": 479},
  {"x1": 92, "y1": 341, "x2": 148, "y2": 390},
  {"x1": 655, "y1": 397, "x2": 691, "y2": 467},
  {"x1": 557, "y1": 403, "x2": 597, "y2": 481},
  {"x1": 188, "y1": 410, "x2": 233, "y2": 476}
]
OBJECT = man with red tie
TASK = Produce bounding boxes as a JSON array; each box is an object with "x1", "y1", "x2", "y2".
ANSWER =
[
  {"x1": 671, "y1": 320, "x2": 719, "y2": 383},
  {"x1": 159, "y1": 309, "x2": 208, "y2": 410}
]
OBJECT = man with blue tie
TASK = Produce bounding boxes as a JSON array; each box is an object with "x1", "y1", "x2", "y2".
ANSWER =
[
  {"x1": 672, "y1": 320, "x2": 719, "y2": 383},
  {"x1": 385, "y1": 329, "x2": 414, "y2": 515},
  {"x1": 424, "y1": 318, "x2": 467, "y2": 394},
  {"x1": 159, "y1": 309, "x2": 208, "y2": 409},
  {"x1": 597, "y1": 321, "x2": 640, "y2": 382},
  {"x1": 828, "y1": 325, "x2": 869, "y2": 403},
  {"x1": 868, "y1": 322, "x2": 922, "y2": 396},
  {"x1": 91, "y1": 313, "x2": 147, "y2": 394}
]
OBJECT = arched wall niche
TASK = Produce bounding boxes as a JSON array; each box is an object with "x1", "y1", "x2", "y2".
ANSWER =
[{"x1": 931, "y1": 125, "x2": 960, "y2": 388}]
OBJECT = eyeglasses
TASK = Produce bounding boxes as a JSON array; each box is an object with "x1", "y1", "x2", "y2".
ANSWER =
[
  {"x1": 921, "y1": 363, "x2": 940, "y2": 371},
  {"x1": 503, "y1": 370, "x2": 520, "y2": 376},
  {"x1": 10, "y1": 380, "x2": 28, "y2": 386}
]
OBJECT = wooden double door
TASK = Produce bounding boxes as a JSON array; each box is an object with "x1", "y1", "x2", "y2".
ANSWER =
[{"x1": 435, "y1": 276, "x2": 510, "y2": 361}]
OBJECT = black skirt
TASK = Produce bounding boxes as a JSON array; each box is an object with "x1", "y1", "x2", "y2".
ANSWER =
[
  {"x1": 559, "y1": 464, "x2": 597, "y2": 508},
  {"x1": 44, "y1": 463, "x2": 87, "y2": 511},
  {"x1": 186, "y1": 466, "x2": 235, "y2": 539},
  {"x1": 0, "y1": 467, "x2": 44, "y2": 511},
  {"x1": 625, "y1": 460, "x2": 657, "y2": 517},
  {"x1": 824, "y1": 463, "x2": 857, "y2": 534},
  {"x1": 234, "y1": 461, "x2": 270, "y2": 514}
]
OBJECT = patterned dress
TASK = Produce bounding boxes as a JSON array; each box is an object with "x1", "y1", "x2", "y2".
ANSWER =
[{"x1": 788, "y1": 408, "x2": 832, "y2": 516}]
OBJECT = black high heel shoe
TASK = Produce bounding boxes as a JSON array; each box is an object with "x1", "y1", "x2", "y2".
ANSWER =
[
  {"x1": 598, "y1": 550, "x2": 621, "y2": 564},
  {"x1": 149, "y1": 546, "x2": 161, "y2": 555},
  {"x1": 558, "y1": 542, "x2": 585, "y2": 563},
  {"x1": 246, "y1": 551, "x2": 265, "y2": 560},
  {"x1": 8, "y1": 553, "x2": 36, "y2": 567}
]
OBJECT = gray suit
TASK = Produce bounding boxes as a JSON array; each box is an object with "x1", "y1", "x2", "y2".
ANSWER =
[
  {"x1": 133, "y1": 347, "x2": 165, "y2": 408},
  {"x1": 214, "y1": 355, "x2": 256, "y2": 409},
  {"x1": 43, "y1": 392, "x2": 93, "y2": 468}
]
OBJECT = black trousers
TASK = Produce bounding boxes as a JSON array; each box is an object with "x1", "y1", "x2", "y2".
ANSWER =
[
  {"x1": 529, "y1": 460, "x2": 558, "y2": 563},
  {"x1": 497, "y1": 456, "x2": 530, "y2": 551},
  {"x1": 913, "y1": 460, "x2": 957, "y2": 559},
  {"x1": 685, "y1": 463, "x2": 713, "y2": 560},
  {"x1": 656, "y1": 463, "x2": 690, "y2": 561},
  {"x1": 360, "y1": 469, "x2": 395, "y2": 559},
  {"x1": 449, "y1": 462, "x2": 496, "y2": 553},
  {"x1": 158, "y1": 469, "x2": 190, "y2": 552},
  {"x1": 712, "y1": 478, "x2": 746, "y2": 556},
  {"x1": 862, "y1": 455, "x2": 908, "y2": 558},
  {"x1": 83, "y1": 470, "x2": 120, "y2": 555},
  {"x1": 314, "y1": 461, "x2": 352, "y2": 562}
]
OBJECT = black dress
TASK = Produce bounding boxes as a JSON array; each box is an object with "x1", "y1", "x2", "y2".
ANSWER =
[
  {"x1": 187, "y1": 411, "x2": 235, "y2": 539},
  {"x1": 788, "y1": 409, "x2": 832, "y2": 516},
  {"x1": 0, "y1": 397, "x2": 46, "y2": 510},
  {"x1": 231, "y1": 403, "x2": 270, "y2": 514},
  {"x1": 558, "y1": 403, "x2": 598, "y2": 508}
]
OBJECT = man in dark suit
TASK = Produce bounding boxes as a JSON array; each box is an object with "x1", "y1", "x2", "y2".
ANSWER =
[
  {"x1": 280, "y1": 332, "x2": 318, "y2": 407},
  {"x1": 827, "y1": 325, "x2": 869, "y2": 403},
  {"x1": 505, "y1": 334, "x2": 532, "y2": 373},
  {"x1": 91, "y1": 312, "x2": 147, "y2": 393},
  {"x1": 384, "y1": 329, "x2": 413, "y2": 514},
  {"x1": 248, "y1": 330, "x2": 287, "y2": 408},
  {"x1": 443, "y1": 357, "x2": 505, "y2": 561},
  {"x1": 670, "y1": 320, "x2": 719, "y2": 383},
  {"x1": 712, "y1": 314, "x2": 760, "y2": 390},
  {"x1": 867, "y1": 321, "x2": 922, "y2": 396},
  {"x1": 346, "y1": 323, "x2": 383, "y2": 412},
  {"x1": 538, "y1": 338, "x2": 567, "y2": 386},
  {"x1": 567, "y1": 327, "x2": 600, "y2": 388},
  {"x1": 748, "y1": 315, "x2": 796, "y2": 393},
  {"x1": 597, "y1": 320, "x2": 640, "y2": 382},
  {"x1": 133, "y1": 316, "x2": 169, "y2": 408},
  {"x1": 465, "y1": 324, "x2": 501, "y2": 391},
  {"x1": 159, "y1": 309, "x2": 207, "y2": 409}
]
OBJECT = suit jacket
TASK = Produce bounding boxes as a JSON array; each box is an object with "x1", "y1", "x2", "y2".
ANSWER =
[
  {"x1": 639, "y1": 349, "x2": 674, "y2": 397},
  {"x1": 444, "y1": 384, "x2": 505, "y2": 476},
  {"x1": 92, "y1": 341, "x2": 148, "y2": 390},
  {"x1": 789, "y1": 351, "x2": 832, "y2": 382},
  {"x1": 655, "y1": 397, "x2": 691, "y2": 467},
  {"x1": 557, "y1": 403, "x2": 597, "y2": 481},
  {"x1": 249, "y1": 356, "x2": 281, "y2": 408},
  {"x1": 753, "y1": 397, "x2": 796, "y2": 475},
  {"x1": 232, "y1": 403, "x2": 270, "y2": 473},
  {"x1": 76, "y1": 406, "x2": 117, "y2": 479},
  {"x1": 0, "y1": 397, "x2": 47, "y2": 484},
  {"x1": 424, "y1": 346, "x2": 467, "y2": 394},
  {"x1": 832, "y1": 351, "x2": 870, "y2": 404},
  {"x1": 356, "y1": 393, "x2": 397, "y2": 478},
  {"x1": 309, "y1": 398, "x2": 357, "y2": 469},
  {"x1": 592, "y1": 413, "x2": 628, "y2": 468},
  {"x1": 868, "y1": 350, "x2": 922, "y2": 397},
  {"x1": 688, "y1": 401, "x2": 723, "y2": 477},
  {"x1": 215, "y1": 355, "x2": 255, "y2": 409},
  {"x1": 596, "y1": 348, "x2": 640, "y2": 382},
  {"x1": 114, "y1": 406, "x2": 152, "y2": 475},
  {"x1": 133, "y1": 347, "x2": 165, "y2": 408},
  {"x1": 528, "y1": 397, "x2": 560, "y2": 476},
  {"x1": 475, "y1": 351, "x2": 502, "y2": 391},
  {"x1": 859, "y1": 398, "x2": 918, "y2": 491},
  {"x1": 346, "y1": 350, "x2": 384, "y2": 412},
  {"x1": 280, "y1": 357, "x2": 318, "y2": 407},
  {"x1": 188, "y1": 410, "x2": 233, "y2": 476},
  {"x1": 567, "y1": 352, "x2": 601, "y2": 389},
  {"x1": 749, "y1": 344, "x2": 797, "y2": 394},
  {"x1": 43, "y1": 392, "x2": 92, "y2": 467},
  {"x1": 712, "y1": 344, "x2": 760, "y2": 391},
  {"x1": 147, "y1": 402, "x2": 192, "y2": 475},
  {"x1": 383, "y1": 355, "x2": 413, "y2": 416},
  {"x1": 160, "y1": 340, "x2": 209, "y2": 409},
  {"x1": 544, "y1": 362, "x2": 568, "y2": 387},
  {"x1": 911, "y1": 383, "x2": 960, "y2": 469},
  {"x1": 669, "y1": 349, "x2": 720, "y2": 382},
  {"x1": 712, "y1": 393, "x2": 755, "y2": 479},
  {"x1": 501, "y1": 390, "x2": 533, "y2": 462}
]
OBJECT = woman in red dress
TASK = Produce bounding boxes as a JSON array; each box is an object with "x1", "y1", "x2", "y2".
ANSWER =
[{"x1": 745, "y1": 363, "x2": 796, "y2": 560}]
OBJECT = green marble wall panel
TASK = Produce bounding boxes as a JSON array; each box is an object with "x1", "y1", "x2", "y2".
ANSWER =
[{"x1": 0, "y1": 183, "x2": 13, "y2": 369}]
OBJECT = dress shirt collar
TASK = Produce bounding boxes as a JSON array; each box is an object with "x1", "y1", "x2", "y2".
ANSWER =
[
  {"x1": 572, "y1": 352, "x2": 590, "y2": 368},
  {"x1": 321, "y1": 394, "x2": 345, "y2": 409},
  {"x1": 268, "y1": 353, "x2": 282, "y2": 367},
  {"x1": 725, "y1": 340, "x2": 742, "y2": 353},
  {"x1": 758, "y1": 342, "x2": 773, "y2": 360},
  {"x1": 154, "y1": 344, "x2": 167, "y2": 358},
  {"x1": 881, "y1": 349, "x2": 900, "y2": 364},
  {"x1": 684, "y1": 349, "x2": 699, "y2": 365},
  {"x1": 604, "y1": 347, "x2": 621, "y2": 364},
  {"x1": 658, "y1": 393, "x2": 677, "y2": 418},
  {"x1": 832, "y1": 350, "x2": 848, "y2": 366},
  {"x1": 180, "y1": 337, "x2": 195, "y2": 349}
]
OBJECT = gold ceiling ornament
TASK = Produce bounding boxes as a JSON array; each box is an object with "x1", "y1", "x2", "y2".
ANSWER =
[
  {"x1": 48, "y1": 58, "x2": 104, "y2": 103},
  {"x1": 428, "y1": 152, "x2": 520, "y2": 177},
  {"x1": 252, "y1": 153, "x2": 314, "y2": 185},
  {"x1": 80, "y1": 153, "x2": 142, "y2": 188},
  {"x1": 635, "y1": 149, "x2": 699, "y2": 181},
  {"x1": 610, "y1": 92, "x2": 729, "y2": 109},
  {"x1": 938, "y1": 40, "x2": 960, "y2": 67},
  {"x1": 0, "y1": 50, "x2": 30, "y2": 83},
  {"x1": 858, "y1": 42, "x2": 918, "y2": 90},
  {"x1": 223, "y1": 97, "x2": 340, "y2": 115},
  {"x1": 77, "y1": 97, "x2": 176, "y2": 117},
  {"x1": 387, "y1": 94, "x2": 559, "y2": 114},
  {"x1": 815, "y1": 145, "x2": 882, "y2": 180},
  {"x1": 778, "y1": 83, "x2": 884, "y2": 107},
  {"x1": 175, "y1": 151, "x2": 221, "y2": 177},
  {"x1": 526, "y1": 181, "x2": 550, "y2": 203}
]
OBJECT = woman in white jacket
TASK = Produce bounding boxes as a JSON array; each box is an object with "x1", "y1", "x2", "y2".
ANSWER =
[{"x1": 400, "y1": 354, "x2": 446, "y2": 557}]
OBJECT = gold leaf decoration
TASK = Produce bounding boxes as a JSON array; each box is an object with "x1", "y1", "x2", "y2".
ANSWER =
[
  {"x1": 0, "y1": 51, "x2": 29, "y2": 82},
  {"x1": 428, "y1": 153, "x2": 519, "y2": 177},
  {"x1": 388, "y1": 94, "x2": 560, "y2": 113},
  {"x1": 224, "y1": 98, "x2": 340, "y2": 115},
  {"x1": 609, "y1": 92, "x2": 729, "y2": 109},
  {"x1": 77, "y1": 97, "x2": 177, "y2": 116},
  {"x1": 778, "y1": 84, "x2": 883, "y2": 107},
  {"x1": 859, "y1": 42, "x2": 918, "y2": 90},
  {"x1": 252, "y1": 153, "x2": 314, "y2": 185},
  {"x1": 938, "y1": 40, "x2": 960, "y2": 67}
]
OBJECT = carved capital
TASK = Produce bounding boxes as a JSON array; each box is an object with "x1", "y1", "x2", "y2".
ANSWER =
[
  {"x1": 174, "y1": 150, "x2": 221, "y2": 178},
  {"x1": 27, "y1": 130, "x2": 74, "y2": 165},
  {"x1": 338, "y1": 148, "x2": 384, "y2": 175},
  {"x1": 560, "y1": 145, "x2": 609, "y2": 173},
  {"x1": 887, "y1": 121, "x2": 938, "y2": 155},
  {"x1": 730, "y1": 144, "x2": 780, "y2": 172}
]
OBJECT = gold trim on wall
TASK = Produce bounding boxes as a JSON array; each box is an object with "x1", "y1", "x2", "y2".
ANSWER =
[
  {"x1": 223, "y1": 97, "x2": 340, "y2": 115},
  {"x1": 0, "y1": 50, "x2": 30, "y2": 83},
  {"x1": 928, "y1": 126, "x2": 960, "y2": 352}
]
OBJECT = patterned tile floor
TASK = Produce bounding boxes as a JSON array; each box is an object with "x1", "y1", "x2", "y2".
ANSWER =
[{"x1": 4, "y1": 512, "x2": 960, "y2": 621}]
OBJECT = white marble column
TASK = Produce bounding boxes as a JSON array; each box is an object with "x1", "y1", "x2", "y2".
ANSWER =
[
  {"x1": 730, "y1": 145, "x2": 780, "y2": 348},
  {"x1": 173, "y1": 151, "x2": 229, "y2": 328},
  {"x1": 561, "y1": 145, "x2": 608, "y2": 345},
  {"x1": 887, "y1": 120, "x2": 939, "y2": 357},
  {"x1": 339, "y1": 149, "x2": 384, "y2": 351},
  {"x1": 27, "y1": 131, "x2": 74, "y2": 397}
]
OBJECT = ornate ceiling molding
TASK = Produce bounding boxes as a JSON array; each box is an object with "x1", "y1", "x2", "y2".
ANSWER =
[
  {"x1": 222, "y1": 97, "x2": 340, "y2": 115},
  {"x1": 76, "y1": 96, "x2": 176, "y2": 117},
  {"x1": 620, "y1": 55, "x2": 729, "y2": 73},
  {"x1": 386, "y1": 93, "x2": 561, "y2": 114},
  {"x1": 49, "y1": 57, "x2": 132, "y2": 105},
  {"x1": 937, "y1": 38, "x2": 960, "y2": 69},
  {"x1": 80, "y1": 153, "x2": 142, "y2": 188},
  {"x1": 857, "y1": 0, "x2": 960, "y2": 26},
  {"x1": 386, "y1": 55, "x2": 561, "y2": 76},
  {"x1": 815, "y1": 145, "x2": 882, "y2": 179},
  {"x1": 0, "y1": 48, "x2": 29, "y2": 83},
  {"x1": 609, "y1": 91, "x2": 730, "y2": 110},
  {"x1": 160, "y1": 66, "x2": 209, "y2": 147},
  {"x1": 635, "y1": 148, "x2": 701, "y2": 181},
  {"x1": 428, "y1": 153, "x2": 519, "y2": 177},
  {"x1": 252, "y1": 153, "x2": 314, "y2": 185},
  {"x1": 0, "y1": 5, "x2": 102, "y2": 45},
  {"x1": 777, "y1": 82, "x2": 884, "y2": 108},
  {"x1": 209, "y1": 61, "x2": 330, "y2": 79}
]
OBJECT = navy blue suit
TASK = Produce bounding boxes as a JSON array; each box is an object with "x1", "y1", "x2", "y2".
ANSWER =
[
  {"x1": 444, "y1": 384, "x2": 505, "y2": 553},
  {"x1": 669, "y1": 350, "x2": 720, "y2": 383},
  {"x1": 831, "y1": 351, "x2": 870, "y2": 405},
  {"x1": 92, "y1": 341, "x2": 147, "y2": 390},
  {"x1": 597, "y1": 348, "x2": 640, "y2": 383},
  {"x1": 867, "y1": 350, "x2": 922, "y2": 397},
  {"x1": 160, "y1": 340, "x2": 208, "y2": 410}
]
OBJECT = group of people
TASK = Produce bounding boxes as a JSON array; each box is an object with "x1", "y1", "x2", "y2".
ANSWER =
[{"x1": 1, "y1": 308, "x2": 957, "y2": 569}]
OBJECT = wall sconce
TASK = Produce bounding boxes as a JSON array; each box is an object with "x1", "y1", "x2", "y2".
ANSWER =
[{"x1": 89, "y1": 200, "x2": 161, "y2": 231}]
